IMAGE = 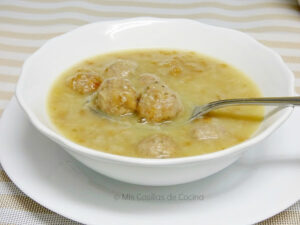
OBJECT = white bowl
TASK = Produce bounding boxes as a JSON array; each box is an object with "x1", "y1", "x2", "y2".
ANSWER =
[{"x1": 16, "y1": 18, "x2": 294, "y2": 186}]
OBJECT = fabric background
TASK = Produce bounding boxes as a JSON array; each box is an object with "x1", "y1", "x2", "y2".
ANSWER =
[{"x1": 0, "y1": 0, "x2": 299, "y2": 224}]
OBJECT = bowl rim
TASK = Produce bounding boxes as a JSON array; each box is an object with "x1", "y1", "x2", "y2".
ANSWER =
[{"x1": 16, "y1": 17, "x2": 295, "y2": 166}]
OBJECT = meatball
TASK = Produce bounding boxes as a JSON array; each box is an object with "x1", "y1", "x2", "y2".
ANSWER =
[
  {"x1": 139, "y1": 73, "x2": 160, "y2": 86},
  {"x1": 96, "y1": 77, "x2": 137, "y2": 116},
  {"x1": 191, "y1": 118, "x2": 222, "y2": 140},
  {"x1": 137, "y1": 83, "x2": 182, "y2": 123},
  {"x1": 159, "y1": 57, "x2": 183, "y2": 76},
  {"x1": 168, "y1": 60, "x2": 183, "y2": 77},
  {"x1": 103, "y1": 59, "x2": 137, "y2": 78},
  {"x1": 66, "y1": 72, "x2": 101, "y2": 94},
  {"x1": 137, "y1": 134, "x2": 177, "y2": 158}
]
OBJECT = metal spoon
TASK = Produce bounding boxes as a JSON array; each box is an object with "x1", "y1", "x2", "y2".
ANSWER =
[{"x1": 190, "y1": 96, "x2": 300, "y2": 122}]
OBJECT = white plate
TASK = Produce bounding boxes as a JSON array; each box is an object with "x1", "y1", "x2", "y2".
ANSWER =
[{"x1": 1, "y1": 98, "x2": 300, "y2": 225}]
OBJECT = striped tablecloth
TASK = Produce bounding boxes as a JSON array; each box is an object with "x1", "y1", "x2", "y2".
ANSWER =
[{"x1": 0, "y1": 0, "x2": 300, "y2": 224}]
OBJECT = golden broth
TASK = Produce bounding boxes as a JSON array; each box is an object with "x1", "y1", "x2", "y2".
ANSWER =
[{"x1": 47, "y1": 49, "x2": 264, "y2": 158}]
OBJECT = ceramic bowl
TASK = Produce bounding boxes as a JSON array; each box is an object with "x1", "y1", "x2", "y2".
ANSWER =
[{"x1": 16, "y1": 18, "x2": 294, "y2": 186}]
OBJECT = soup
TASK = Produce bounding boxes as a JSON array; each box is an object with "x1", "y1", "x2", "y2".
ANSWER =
[{"x1": 47, "y1": 49, "x2": 264, "y2": 158}]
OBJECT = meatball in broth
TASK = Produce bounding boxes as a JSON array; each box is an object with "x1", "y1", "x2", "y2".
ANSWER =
[
  {"x1": 137, "y1": 82, "x2": 183, "y2": 123},
  {"x1": 103, "y1": 59, "x2": 137, "y2": 78},
  {"x1": 66, "y1": 71, "x2": 101, "y2": 94},
  {"x1": 137, "y1": 134, "x2": 177, "y2": 158},
  {"x1": 96, "y1": 77, "x2": 137, "y2": 116}
]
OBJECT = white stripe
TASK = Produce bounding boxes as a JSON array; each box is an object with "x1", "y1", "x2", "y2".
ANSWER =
[
  {"x1": 0, "y1": 82, "x2": 16, "y2": 92},
  {"x1": 0, "y1": 182, "x2": 24, "y2": 195},
  {"x1": 0, "y1": 208, "x2": 79, "y2": 224},
  {"x1": 0, "y1": 100, "x2": 11, "y2": 108},
  {"x1": 251, "y1": 33, "x2": 300, "y2": 42},
  {"x1": 295, "y1": 78, "x2": 300, "y2": 86},
  {"x1": 0, "y1": 66, "x2": 21, "y2": 75},
  {"x1": 0, "y1": 23, "x2": 77, "y2": 33}
]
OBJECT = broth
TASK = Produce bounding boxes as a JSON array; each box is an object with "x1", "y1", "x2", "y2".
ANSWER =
[{"x1": 48, "y1": 49, "x2": 264, "y2": 158}]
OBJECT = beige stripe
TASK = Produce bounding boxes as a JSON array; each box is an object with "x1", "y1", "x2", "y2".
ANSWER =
[
  {"x1": 0, "y1": 91, "x2": 14, "y2": 100},
  {"x1": 0, "y1": 58, "x2": 23, "y2": 67},
  {"x1": 2, "y1": 4, "x2": 300, "y2": 22},
  {"x1": 0, "y1": 171, "x2": 11, "y2": 182},
  {"x1": 259, "y1": 40, "x2": 300, "y2": 49},
  {"x1": 294, "y1": 71, "x2": 300, "y2": 78},
  {"x1": 282, "y1": 56, "x2": 300, "y2": 64},
  {"x1": 0, "y1": 75, "x2": 19, "y2": 83},
  {"x1": 296, "y1": 86, "x2": 300, "y2": 94},
  {"x1": 258, "y1": 211, "x2": 300, "y2": 224},
  {"x1": 0, "y1": 30, "x2": 62, "y2": 40},
  {"x1": 0, "y1": 43, "x2": 37, "y2": 54},
  {"x1": 0, "y1": 194, "x2": 52, "y2": 213},
  {"x1": 24, "y1": 0, "x2": 299, "y2": 10},
  {"x1": 0, "y1": 16, "x2": 86, "y2": 26},
  {"x1": 241, "y1": 26, "x2": 300, "y2": 34}
]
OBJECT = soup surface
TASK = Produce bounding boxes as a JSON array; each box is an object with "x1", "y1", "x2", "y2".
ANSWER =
[{"x1": 48, "y1": 49, "x2": 264, "y2": 158}]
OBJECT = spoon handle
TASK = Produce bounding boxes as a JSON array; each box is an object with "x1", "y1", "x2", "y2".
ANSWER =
[
  {"x1": 191, "y1": 96, "x2": 300, "y2": 121},
  {"x1": 209, "y1": 96, "x2": 300, "y2": 106}
]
